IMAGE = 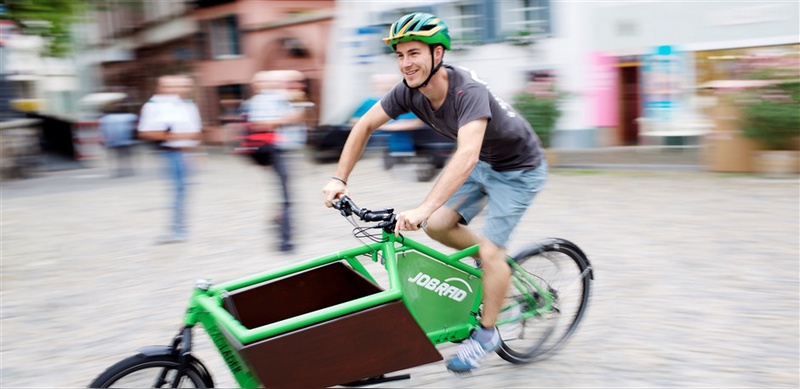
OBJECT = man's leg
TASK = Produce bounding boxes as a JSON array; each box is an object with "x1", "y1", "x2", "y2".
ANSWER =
[
  {"x1": 425, "y1": 207, "x2": 505, "y2": 373},
  {"x1": 426, "y1": 207, "x2": 509, "y2": 326},
  {"x1": 442, "y1": 161, "x2": 548, "y2": 373},
  {"x1": 271, "y1": 150, "x2": 293, "y2": 252},
  {"x1": 173, "y1": 151, "x2": 188, "y2": 236},
  {"x1": 477, "y1": 240, "x2": 510, "y2": 327},
  {"x1": 424, "y1": 206, "x2": 480, "y2": 251},
  {"x1": 157, "y1": 150, "x2": 187, "y2": 244}
]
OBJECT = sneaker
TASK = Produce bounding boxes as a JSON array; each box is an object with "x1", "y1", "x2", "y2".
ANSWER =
[
  {"x1": 446, "y1": 326, "x2": 501, "y2": 373},
  {"x1": 155, "y1": 233, "x2": 187, "y2": 245},
  {"x1": 279, "y1": 242, "x2": 294, "y2": 253}
]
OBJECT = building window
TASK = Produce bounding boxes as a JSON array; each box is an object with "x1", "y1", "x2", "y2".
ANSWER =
[
  {"x1": 501, "y1": 0, "x2": 552, "y2": 39},
  {"x1": 217, "y1": 84, "x2": 245, "y2": 117},
  {"x1": 376, "y1": 0, "x2": 554, "y2": 49},
  {"x1": 449, "y1": 1, "x2": 483, "y2": 45},
  {"x1": 203, "y1": 15, "x2": 241, "y2": 59}
]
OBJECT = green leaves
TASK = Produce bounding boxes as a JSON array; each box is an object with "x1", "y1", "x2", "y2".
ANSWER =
[
  {"x1": 513, "y1": 91, "x2": 562, "y2": 148},
  {"x1": 741, "y1": 82, "x2": 800, "y2": 150},
  {"x1": 4, "y1": 0, "x2": 93, "y2": 57}
]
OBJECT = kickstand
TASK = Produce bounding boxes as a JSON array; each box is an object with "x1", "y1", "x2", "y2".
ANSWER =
[{"x1": 340, "y1": 374, "x2": 411, "y2": 387}]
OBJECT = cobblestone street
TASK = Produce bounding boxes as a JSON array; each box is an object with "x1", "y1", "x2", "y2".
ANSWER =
[{"x1": 2, "y1": 150, "x2": 798, "y2": 388}]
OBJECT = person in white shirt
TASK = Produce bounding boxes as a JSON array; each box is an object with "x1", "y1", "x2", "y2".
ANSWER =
[{"x1": 137, "y1": 75, "x2": 203, "y2": 244}]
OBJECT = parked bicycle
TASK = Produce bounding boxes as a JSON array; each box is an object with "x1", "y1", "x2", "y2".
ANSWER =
[{"x1": 89, "y1": 195, "x2": 593, "y2": 388}]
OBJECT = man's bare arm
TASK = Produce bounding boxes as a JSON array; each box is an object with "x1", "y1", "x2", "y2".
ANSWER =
[
  {"x1": 323, "y1": 103, "x2": 392, "y2": 206},
  {"x1": 333, "y1": 103, "x2": 392, "y2": 183},
  {"x1": 417, "y1": 119, "x2": 486, "y2": 216}
]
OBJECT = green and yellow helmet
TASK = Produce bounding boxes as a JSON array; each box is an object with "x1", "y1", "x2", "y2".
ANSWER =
[{"x1": 383, "y1": 12, "x2": 451, "y2": 51}]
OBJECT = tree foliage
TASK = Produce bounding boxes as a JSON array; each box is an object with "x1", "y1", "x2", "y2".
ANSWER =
[
  {"x1": 4, "y1": 0, "x2": 92, "y2": 57},
  {"x1": 513, "y1": 92, "x2": 562, "y2": 148},
  {"x1": 741, "y1": 82, "x2": 800, "y2": 150}
]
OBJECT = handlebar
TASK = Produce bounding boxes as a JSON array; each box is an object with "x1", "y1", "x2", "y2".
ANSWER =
[{"x1": 333, "y1": 195, "x2": 397, "y2": 233}]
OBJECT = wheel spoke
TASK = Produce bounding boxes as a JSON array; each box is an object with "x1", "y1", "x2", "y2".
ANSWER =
[
  {"x1": 496, "y1": 245, "x2": 591, "y2": 364},
  {"x1": 153, "y1": 367, "x2": 171, "y2": 387}
]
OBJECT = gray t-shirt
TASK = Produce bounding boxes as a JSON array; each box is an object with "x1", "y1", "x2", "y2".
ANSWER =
[{"x1": 381, "y1": 64, "x2": 543, "y2": 171}]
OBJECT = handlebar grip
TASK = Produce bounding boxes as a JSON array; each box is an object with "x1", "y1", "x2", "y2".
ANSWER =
[{"x1": 362, "y1": 211, "x2": 391, "y2": 222}]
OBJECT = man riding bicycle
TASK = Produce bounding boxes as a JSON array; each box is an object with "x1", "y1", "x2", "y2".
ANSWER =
[{"x1": 322, "y1": 12, "x2": 548, "y2": 373}]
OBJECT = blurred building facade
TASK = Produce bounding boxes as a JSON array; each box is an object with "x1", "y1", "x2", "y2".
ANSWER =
[
  {"x1": 589, "y1": 1, "x2": 799, "y2": 148},
  {"x1": 65, "y1": 0, "x2": 800, "y2": 150},
  {"x1": 86, "y1": 0, "x2": 334, "y2": 139},
  {"x1": 321, "y1": 0, "x2": 799, "y2": 149}
]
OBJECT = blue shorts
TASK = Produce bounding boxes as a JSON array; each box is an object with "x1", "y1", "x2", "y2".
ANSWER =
[{"x1": 444, "y1": 160, "x2": 548, "y2": 248}]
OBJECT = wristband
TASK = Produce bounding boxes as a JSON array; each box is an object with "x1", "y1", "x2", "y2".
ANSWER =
[{"x1": 331, "y1": 176, "x2": 347, "y2": 185}]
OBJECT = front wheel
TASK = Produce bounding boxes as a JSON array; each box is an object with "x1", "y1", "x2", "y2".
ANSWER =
[
  {"x1": 496, "y1": 238, "x2": 593, "y2": 364},
  {"x1": 89, "y1": 353, "x2": 213, "y2": 388}
]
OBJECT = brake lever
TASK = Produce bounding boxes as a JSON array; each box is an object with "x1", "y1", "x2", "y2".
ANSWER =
[
  {"x1": 377, "y1": 214, "x2": 398, "y2": 234},
  {"x1": 333, "y1": 195, "x2": 354, "y2": 217}
]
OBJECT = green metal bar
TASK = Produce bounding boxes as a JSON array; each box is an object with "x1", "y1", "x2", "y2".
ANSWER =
[
  {"x1": 383, "y1": 242, "x2": 402, "y2": 290},
  {"x1": 344, "y1": 255, "x2": 377, "y2": 284},
  {"x1": 197, "y1": 288, "x2": 403, "y2": 344},
  {"x1": 402, "y1": 238, "x2": 482, "y2": 276},
  {"x1": 427, "y1": 324, "x2": 474, "y2": 345},
  {"x1": 210, "y1": 243, "x2": 381, "y2": 293},
  {"x1": 509, "y1": 260, "x2": 554, "y2": 310},
  {"x1": 195, "y1": 313, "x2": 261, "y2": 388}
]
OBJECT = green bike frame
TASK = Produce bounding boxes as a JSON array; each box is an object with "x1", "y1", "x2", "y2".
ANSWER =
[{"x1": 180, "y1": 229, "x2": 549, "y2": 387}]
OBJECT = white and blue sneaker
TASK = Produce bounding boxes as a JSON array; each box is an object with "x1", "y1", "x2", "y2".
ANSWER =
[
  {"x1": 446, "y1": 326, "x2": 502, "y2": 373},
  {"x1": 155, "y1": 233, "x2": 187, "y2": 245}
]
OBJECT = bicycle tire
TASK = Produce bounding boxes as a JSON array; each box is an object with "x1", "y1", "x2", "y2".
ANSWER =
[
  {"x1": 496, "y1": 239, "x2": 592, "y2": 364},
  {"x1": 88, "y1": 353, "x2": 213, "y2": 388}
]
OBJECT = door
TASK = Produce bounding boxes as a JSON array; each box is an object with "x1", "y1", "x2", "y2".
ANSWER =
[{"x1": 619, "y1": 65, "x2": 641, "y2": 145}]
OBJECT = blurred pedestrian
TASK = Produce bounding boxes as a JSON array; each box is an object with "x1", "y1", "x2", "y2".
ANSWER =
[
  {"x1": 275, "y1": 70, "x2": 311, "y2": 151},
  {"x1": 242, "y1": 70, "x2": 307, "y2": 253},
  {"x1": 99, "y1": 99, "x2": 138, "y2": 177},
  {"x1": 137, "y1": 75, "x2": 203, "y2": 244}
]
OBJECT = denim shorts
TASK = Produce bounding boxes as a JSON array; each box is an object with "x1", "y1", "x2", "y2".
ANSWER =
[{"x1": 444, "y1": 160, "x2": 548, "y2": 248}]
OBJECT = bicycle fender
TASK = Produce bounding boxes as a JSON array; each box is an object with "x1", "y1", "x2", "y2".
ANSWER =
[
  {"x1": 549, "y1": 238, "x2": 593, "y2": 278},
  {"x1": 137, "y1": 345, "x2": 174, "y2": 357},
  {"x1": 135, "y1": 346, "x2": 215, "y2": 387},
  {"x1": 513, "y1": 238, "x2": 594, "y2": 280}
]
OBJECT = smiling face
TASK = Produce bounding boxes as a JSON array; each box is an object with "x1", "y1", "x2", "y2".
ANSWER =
[{"x1": 395, "y1": 41, "x2": 441, "y2": 89}]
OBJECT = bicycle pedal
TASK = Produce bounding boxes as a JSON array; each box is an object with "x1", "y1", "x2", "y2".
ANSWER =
[
  {"x1": 448, "y1": 369, "x2": 473, "y2": 378},
  {"x1": 340, "y1": 374, "x2": 410, "y2": 387}
]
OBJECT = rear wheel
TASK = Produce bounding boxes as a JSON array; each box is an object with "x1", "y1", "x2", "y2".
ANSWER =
[
  {"x1": 89, "y1": 354, "x2": 212, "y2": 388},
  {"x1": 496, "y1": 239, "x2": 592, "y2": 363}
]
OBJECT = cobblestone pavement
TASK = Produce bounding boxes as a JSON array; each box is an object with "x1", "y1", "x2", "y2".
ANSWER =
[{"x1": 2, "y1": 149, "x2": 798, "y2": 388}]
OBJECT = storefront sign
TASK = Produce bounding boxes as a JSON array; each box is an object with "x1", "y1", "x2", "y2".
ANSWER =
[{"x1": 641, "y1": 45, "x2": 687, "y2": 123}]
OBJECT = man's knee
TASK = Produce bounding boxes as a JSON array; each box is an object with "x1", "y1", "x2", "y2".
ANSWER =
[
  {"x1": 478, "y1": 239, "x2": 506, "y2": 264},
  {"x1": 423, "y1": 207, "x2": 460, "y2": 240}
]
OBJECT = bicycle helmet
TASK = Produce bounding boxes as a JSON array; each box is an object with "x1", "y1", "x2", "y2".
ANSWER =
[
  {"x1": 384, "y1": 12, "x2": 451, "y2": 89},
  {"x1": 383, "y1": 12, "x2": 451, "y2": 51}
]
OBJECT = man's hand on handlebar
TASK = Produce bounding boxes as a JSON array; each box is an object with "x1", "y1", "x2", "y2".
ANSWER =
[
  {"x1": 322, "y1": 179, "x2": 348, "y2": 208},
  {"x1": 395, "y1": 208, "x2": 430, "y2": 237}
]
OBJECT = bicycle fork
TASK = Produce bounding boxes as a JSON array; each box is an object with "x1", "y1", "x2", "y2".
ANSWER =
[{"x1": 155, "y1": 326, "x2": 194, "y2": 388}]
